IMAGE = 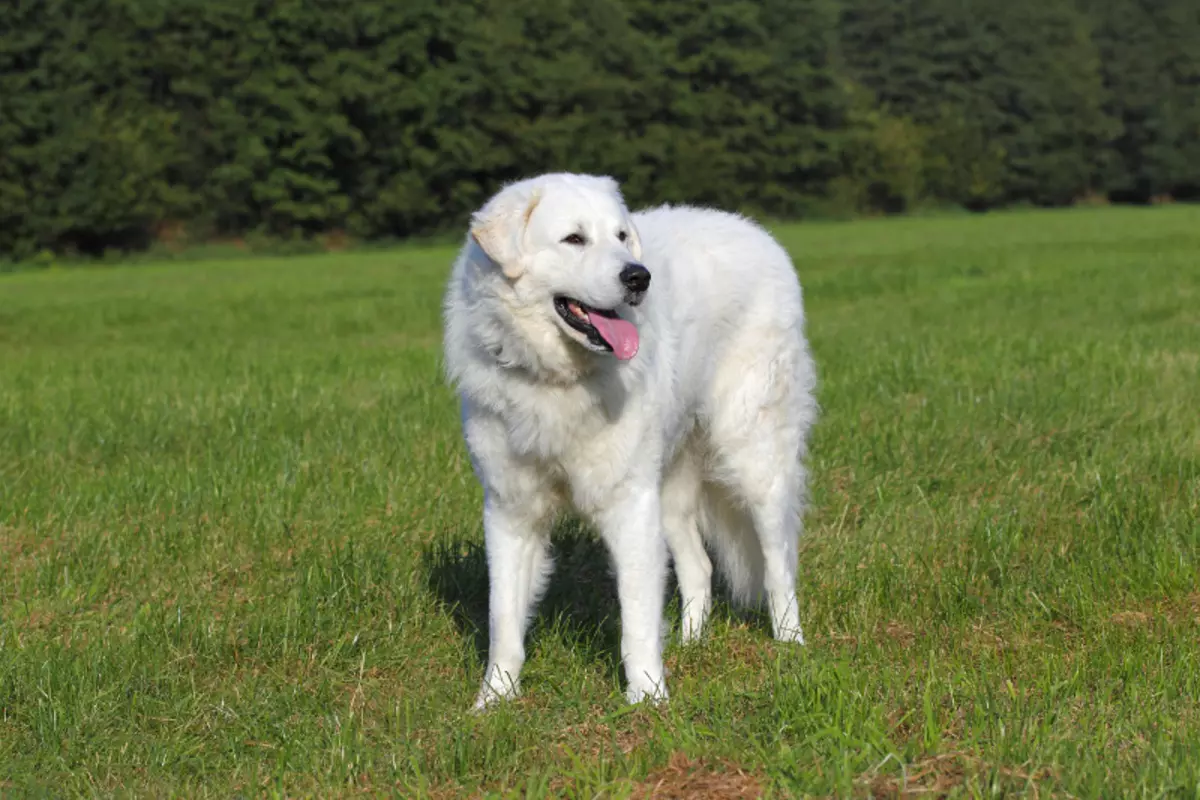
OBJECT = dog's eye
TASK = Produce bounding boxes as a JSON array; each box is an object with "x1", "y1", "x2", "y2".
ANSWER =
[
  {"x1": 617, "y1": 231, "x2": 628, "y2": 242},
  {"x1": 561, "y1": 233, "x2": 586, "y2": 246}
]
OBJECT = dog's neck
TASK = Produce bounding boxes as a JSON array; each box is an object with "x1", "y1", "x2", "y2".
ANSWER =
[
  {"x1": 463, "y1": 260, "x2": 595, "y2": 386},
  {"x1": 485, "y1": 302, "x2": 595, "y2": 386}
]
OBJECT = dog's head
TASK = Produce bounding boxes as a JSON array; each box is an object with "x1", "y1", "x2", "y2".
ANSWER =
[{"x1": 469, "y1": 173, "x2": 648, "y2": 361}]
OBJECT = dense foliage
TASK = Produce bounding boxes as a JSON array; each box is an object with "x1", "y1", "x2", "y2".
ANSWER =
[{"x1": 1, "y1": 0, "x2": 1197, "y2": 258}]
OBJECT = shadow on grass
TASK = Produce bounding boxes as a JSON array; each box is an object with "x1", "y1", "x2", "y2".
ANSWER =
[
  {"x1": 425, "y1": 517, "x2": 777, "y2": 683},
  {"x1": 424, "y1": 517, "x2": 625, "y2": 674}
]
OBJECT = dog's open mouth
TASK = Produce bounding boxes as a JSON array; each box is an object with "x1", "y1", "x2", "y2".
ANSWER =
[{"x1": 554, "y1": 296, "x2": 640, "y2": 360}]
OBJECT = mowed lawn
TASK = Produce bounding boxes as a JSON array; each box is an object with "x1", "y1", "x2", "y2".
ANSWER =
[{"x1": 2, "y1": 205, "x2": 1199, "y2": 797}]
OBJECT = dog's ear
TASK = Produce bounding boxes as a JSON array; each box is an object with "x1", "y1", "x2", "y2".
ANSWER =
[
  {"x1": 625, "y1": 221, "x2": 644, "y2": 262},
  {"x1": 470, "y1": 186, "x2": 543, "y2": 279}
]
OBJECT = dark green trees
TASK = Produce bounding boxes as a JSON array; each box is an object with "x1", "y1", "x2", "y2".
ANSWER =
[
  {"x1": 1, "y1": 0, "x2": 1197, "y2": 258},
  {"x1": 839, "y1": 0, "x2": 1116, "y2": 209},
  {"x1": 1082, "y1": 0, "x2": 1200, "y2": 200}
]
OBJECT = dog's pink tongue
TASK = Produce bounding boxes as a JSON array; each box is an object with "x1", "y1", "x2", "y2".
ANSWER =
[{"x1": 587, "y1": 312, "x2": 639, "y2": 360}]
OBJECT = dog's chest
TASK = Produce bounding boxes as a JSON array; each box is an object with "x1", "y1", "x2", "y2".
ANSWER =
[
  {"x1": 503, "y1": 378, "x2": 617, "y2": 451},
  {"x1": 500, "y1": 378, "x2": 645, "y2": 499}
]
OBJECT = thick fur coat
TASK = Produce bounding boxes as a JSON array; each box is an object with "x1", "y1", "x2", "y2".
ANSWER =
[{"x1": 442, "y1": 173, "x2": 817, "y2": 707}]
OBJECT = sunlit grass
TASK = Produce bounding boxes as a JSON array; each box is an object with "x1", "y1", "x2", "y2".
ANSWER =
[{"x1": 2, "y1": 205, "x2": 1198, "y2": 796}]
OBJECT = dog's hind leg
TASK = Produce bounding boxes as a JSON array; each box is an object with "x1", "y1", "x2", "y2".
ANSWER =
[
  {"x1": 746, "y1": 473, "x2": 805, "y2": 644},
  {"x1": 475, "y1": 490, "x2": 556, "y2": 710},
  {"x1": 662, "y1": 447, "x2": 712, "y2": 643},
  {"x1": 707, "y1": 329, "x2": 815, "y2": 644},
  {"x1": 714, "y1": 449, "x2": 806, "y2": 643}
]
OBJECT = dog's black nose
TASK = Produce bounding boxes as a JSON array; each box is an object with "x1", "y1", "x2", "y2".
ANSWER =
[{"x1": 620, "y1": 263, "x2": 651, "y2": 293}]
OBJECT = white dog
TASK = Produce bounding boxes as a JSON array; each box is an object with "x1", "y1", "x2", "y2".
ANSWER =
[{"x1": 442, "y1": 173, "x2": 817, "y2": 707}]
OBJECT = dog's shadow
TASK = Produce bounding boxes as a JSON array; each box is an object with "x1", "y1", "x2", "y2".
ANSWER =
[
  {"x1": 425, "y1": 518, "x2": 627, "y2": 673},
  {"x1": 426, "y1": 402, "x2": 634, "y2": 667},
  {"x1": 425, "y1": 518, "x2": 770, "y2": 676}
]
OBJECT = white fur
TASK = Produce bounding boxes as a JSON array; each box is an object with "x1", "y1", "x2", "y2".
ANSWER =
[{"x1": 442, "y1": 173, "x2": 818, "y2": 708}]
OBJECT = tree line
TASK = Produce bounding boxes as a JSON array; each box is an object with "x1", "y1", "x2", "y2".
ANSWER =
[{"x1": 1, "y1": 0, "x2": 1197, "y2": 259}]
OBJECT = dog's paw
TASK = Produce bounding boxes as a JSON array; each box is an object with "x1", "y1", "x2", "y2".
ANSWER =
[
  {"x1": 625, "y1": 675, "x2": 670, "y2": 706},
  {"x1": 773, "y1": 624, "x2": 806, "y2": 645},
  {"x1": 472, "y1": 665, "x2": 521, "y2": 712},
  {"x1": 768, "y1": 594, "x2": 805, "y2": 645},
  {"x1": 472, "y1": 684, "x2": 518, "y2": 713},
  {"x1": 679, "y1": 612, "x2": 709, "y2": 645}
]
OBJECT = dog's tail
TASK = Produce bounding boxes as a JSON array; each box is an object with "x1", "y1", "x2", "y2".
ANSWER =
[{"x1": 698, "y1": 486, "x2": 765, "y2": 608}]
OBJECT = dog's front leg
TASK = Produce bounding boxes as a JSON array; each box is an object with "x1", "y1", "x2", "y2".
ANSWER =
[
  {"x1": 475, "y1": 494, "x2": 553, "y2": 710},
  {"x1": 597, "y1": 486, "x2": 670, "y2": 704}
]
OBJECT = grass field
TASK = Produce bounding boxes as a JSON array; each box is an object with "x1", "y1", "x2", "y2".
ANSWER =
[{"x1": 2, "y1": 205, "x2": 1199, "y2": 797}]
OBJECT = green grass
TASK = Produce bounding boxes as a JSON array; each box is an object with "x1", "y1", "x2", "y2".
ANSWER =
[{"x1": 2, "y1": 205, "x2": 1199, "y2": 797}]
